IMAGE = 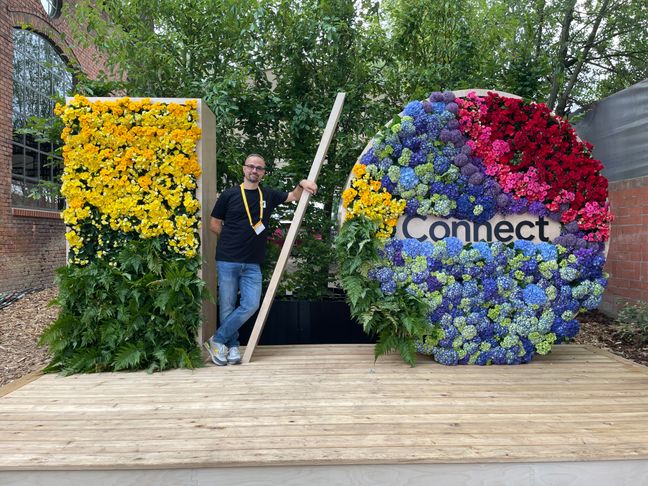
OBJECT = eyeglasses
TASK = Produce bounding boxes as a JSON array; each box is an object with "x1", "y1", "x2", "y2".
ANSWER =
[{"x1": 244, "y1": 164, "x2": 266, "y2": 173}]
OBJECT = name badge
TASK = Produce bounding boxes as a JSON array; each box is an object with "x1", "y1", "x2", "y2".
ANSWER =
[{"x1": 253, "y1": 222, "x2": 266, "y2": 235}]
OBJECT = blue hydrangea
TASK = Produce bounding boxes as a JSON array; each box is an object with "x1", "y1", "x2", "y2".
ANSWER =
[
  {"x1": 522, "y1": 284, "x2": 547, "y2": 306},
  {"x1": 398, "y1": 167, "x2": 419, "y2": 190}
]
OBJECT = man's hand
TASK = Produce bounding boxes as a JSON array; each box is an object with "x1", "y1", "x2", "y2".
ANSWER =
[
  {"x1": 287, "y1": 180, "x2": 317, "y2": 202},
  {"x1": 299, "y1": 180, "x2": 317, "y2": 195}
]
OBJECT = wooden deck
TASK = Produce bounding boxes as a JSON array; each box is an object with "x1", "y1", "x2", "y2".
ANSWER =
[{"x1": 1, "y1": 344, "x2": 648, "y2": 484}]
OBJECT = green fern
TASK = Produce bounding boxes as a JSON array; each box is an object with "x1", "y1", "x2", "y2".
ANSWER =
[
  {"x1": 335, "y1": 217, "x2": 437, "y2": 366},
  {"x1": 113, "y1": 343, "x2": 144, "y2": 370},
  {"x1": 40, "y1": 239, "x2": 209, "y2": 374}
]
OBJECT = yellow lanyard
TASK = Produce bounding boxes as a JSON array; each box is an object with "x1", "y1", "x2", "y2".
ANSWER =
[{"x1": 240, "y1": 184, "x2": 264, "y2": 229}]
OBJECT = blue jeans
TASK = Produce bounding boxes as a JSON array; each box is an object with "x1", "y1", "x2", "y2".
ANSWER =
[{"x1": 213, "y1": 261, "x2": 262, "y2": 348}]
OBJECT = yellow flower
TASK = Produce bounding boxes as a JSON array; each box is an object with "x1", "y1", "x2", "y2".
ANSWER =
[
  {"x1": 342, "y1": 167, "x2": 405, "y2": 239},
  {"x1": 352, "y1": 163, "x2": 366, "y2": 178},
  {"x1": 58, "y1": 95, "x2": 203, "y2": 260}
]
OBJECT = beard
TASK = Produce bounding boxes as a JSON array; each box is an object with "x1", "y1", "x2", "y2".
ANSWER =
[{"x1": 244, "y1": 172, "x2": 261, "y2": 184}]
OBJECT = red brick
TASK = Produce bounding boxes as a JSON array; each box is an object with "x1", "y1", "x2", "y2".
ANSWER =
[{"x1": 0, "y1": 1, "x2": 106, "y2": 292}]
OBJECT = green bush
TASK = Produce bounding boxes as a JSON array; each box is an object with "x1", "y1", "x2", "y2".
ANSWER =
[
  {"x1": 616, "y1": 300, "x2": 648, "y2": 345},
  {"x1": 40, "y1": 239, "x2": 210, "y2": 374}
]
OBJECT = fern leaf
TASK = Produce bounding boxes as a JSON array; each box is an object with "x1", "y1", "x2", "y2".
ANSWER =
[{"x1": 113, "y1": 343, "x2": 144, "y2": 371}]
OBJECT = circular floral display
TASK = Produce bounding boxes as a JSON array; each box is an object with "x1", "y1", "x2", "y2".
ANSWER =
[{"x1": 341, "y1": 90, "x2": 611, "y2": 365}]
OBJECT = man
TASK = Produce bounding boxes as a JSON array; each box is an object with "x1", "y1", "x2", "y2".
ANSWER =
[{"x1": 204, "y1": 154, "x2": 317, "y2": 365}]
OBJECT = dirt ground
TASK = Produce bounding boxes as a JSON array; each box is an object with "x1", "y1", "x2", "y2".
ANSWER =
[
  {"x1": 1, "y1": 287, "x2": 646, "y2": 388},
  {"x1": 0, "y1": 287, "x2": 58, "y2": 387}
]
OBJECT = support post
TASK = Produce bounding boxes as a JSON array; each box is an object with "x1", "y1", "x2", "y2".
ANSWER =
[{"x1": 242, "y1": 93, "x2": 346, "y2": 363}]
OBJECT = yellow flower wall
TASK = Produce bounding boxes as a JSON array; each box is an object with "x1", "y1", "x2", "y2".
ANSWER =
[{"x1": 56, "y1": 96, "x2": 202, "y2": 263}]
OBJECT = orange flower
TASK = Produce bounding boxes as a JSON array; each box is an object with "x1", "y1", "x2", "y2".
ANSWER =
[{"x1": 352, "y1": 163, "x2": 366, "y2": 178}]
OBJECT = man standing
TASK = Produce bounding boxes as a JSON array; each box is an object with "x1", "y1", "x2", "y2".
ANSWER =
[{"x1": 204, "y1": 154, "x2": 317, "y2": 365}]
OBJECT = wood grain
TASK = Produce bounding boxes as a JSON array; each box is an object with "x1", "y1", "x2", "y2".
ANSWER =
[{"x1": 1, "y1": 344, "x2": 648, "y2": 471}]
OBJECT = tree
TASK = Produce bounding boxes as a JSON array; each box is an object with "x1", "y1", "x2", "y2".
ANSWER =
[
  {"x1": 251, "y1": 0, "x2": 391, "y2": 297},
  {"x1": 60, "y1": 0, "x2": 648, "y2": 299},
  {"x1": 492, "y1": 0, "x2": 648, "y2": 115}
]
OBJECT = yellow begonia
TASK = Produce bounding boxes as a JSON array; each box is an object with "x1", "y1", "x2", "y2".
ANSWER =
[
  {"x1": 57, "y1": 96, "x2": 203, "y2": 263},
  {"x1": 342, "y1": 164, "x2": 405, "y2": 239}
]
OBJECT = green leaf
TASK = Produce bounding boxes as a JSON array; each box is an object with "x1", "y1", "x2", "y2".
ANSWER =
[{"x1": 113, "y1": 343, "x2": 144, "y2": 371}]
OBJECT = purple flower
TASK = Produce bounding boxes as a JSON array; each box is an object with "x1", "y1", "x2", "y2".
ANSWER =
[
  {"x1": 442, "y1": 91, "x2": 456, "y2": 103},
  {"x1": 380, "y1": 175, "x2": 396, "y2": 193},
  {"x1": 529, "y1": 200, "x2": 548, "y2": 217},
  {"x1": 453, "y1": 153, "x2": 469, "y2": 167},
  {"x1": 380, "y1": 280, "x2": 397, "y2": 295},
  {"x1": 427, "y1": 276, "x2": 442, "y2": 292},
  {"x1": 405, "y1": 198, "x2": 420, "y2": 216},
  {"x1": 449, "y1": 129, "x2": 464, "y2": 145},
  {"x1": 564, "y1": 221, "x2": 580, "y2": 234},
  {"x1": 461, "y1": 163, "x2": 478, "y2": 177},
  {"x1": 429, "y1": 91, "x2": 444, "y2": 102},
  {"x1": 361, "y1": 149, "x2": 378, "y2": 166},
  {"x1": 509, "y1": 197, "x2": 528, "y2": 214},
  {"x1": 468, "y1": 172, "x2": 484, "y2": 185},
  {"x1": 496, "y1": 193, "x2": 510, "y2": 209}
]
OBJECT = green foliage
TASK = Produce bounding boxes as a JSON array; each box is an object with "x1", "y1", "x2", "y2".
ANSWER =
[
  {"x1": 60, "y1": 0, "x2": 648, "y2": 299},
  {"x1": 40, "y1": 239, "x2": 210, "y2": 374},
  {"x1": 335, "y1": 217, "x2": 434, "y2": 366},
  {"x1": 616, "y1": 300, "x2": 648, "y2": 345}
]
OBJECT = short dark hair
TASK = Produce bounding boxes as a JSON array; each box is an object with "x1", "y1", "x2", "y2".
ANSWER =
[{"x1": 244, "y1": 153, "x2": 266, "y2": 165}]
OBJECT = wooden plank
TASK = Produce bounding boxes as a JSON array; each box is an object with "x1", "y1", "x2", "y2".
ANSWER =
[
  {"x1": 4, "y1": 386, "x2": 648, "y2": 401},
  {"x1": 3, "y1": 420, "x2": 647, "y2": 441},
  {"x1": 2, "y1": 443, "x2": 648, "y2": 470},
  {"x1": 0, "y1": 371, "x2": 42, "y2": 398},
  {"x1": 8, "y1": 383, "x2": 648, "y2": 397},
  {"x1": 242, "y1": 93, "x2": 346, "y2": 363},
  {"x1": 2, "y1": 344, "x2": 648, "y2": 471},
  {"x1": 2, "y1": 411, "x2": 648, "y2": 426}
]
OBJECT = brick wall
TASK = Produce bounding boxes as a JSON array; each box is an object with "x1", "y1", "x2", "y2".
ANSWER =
[
  {"x1": 0, "y1": 0, "x2": 105, "y2": 292},
  {"x1": 600, "y1": 176, "x2": 648, "y2": 314}
]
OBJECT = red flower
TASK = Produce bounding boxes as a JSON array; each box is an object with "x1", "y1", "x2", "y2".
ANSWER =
[{"x1": 457, "y1": 92, "x2": 612, "y2": 241}]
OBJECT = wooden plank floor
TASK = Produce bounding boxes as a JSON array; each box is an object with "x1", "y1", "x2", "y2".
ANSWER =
[{"x1": 1, "y1": 344, "x2": 648, "y2": 471}]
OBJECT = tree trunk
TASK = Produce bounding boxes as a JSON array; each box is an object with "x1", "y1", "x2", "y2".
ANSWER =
[
  {"x1": 533, "y1": 0, "x2": 546, "y2": 62},
  {"x1": 547, "y1": 0, "x2": 577, "y2": 110},
  {"x1": 555, "y1": 0, "x2": 611, "y2": 116}
]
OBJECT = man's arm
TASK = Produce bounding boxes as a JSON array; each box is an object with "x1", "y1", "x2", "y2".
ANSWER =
[
  {"x1": 286, "y1": 179, "x2": 317, "y2": 203},
  {"x1": 209, "y1": 217, "x2": 223, "y2": 236}
]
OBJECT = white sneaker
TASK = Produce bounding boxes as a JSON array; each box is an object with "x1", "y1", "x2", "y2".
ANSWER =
[
  {"x1": 204, "y1": 338, "x2": 227, "y2": 366},
  {"x1": 227, "y1": 346, "x2": 241, "y2": 365}
]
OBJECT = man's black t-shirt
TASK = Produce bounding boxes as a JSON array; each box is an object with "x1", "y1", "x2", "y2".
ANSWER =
[{"x1": 212, "y1": 185, "x2": 288, "y2": 264}]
